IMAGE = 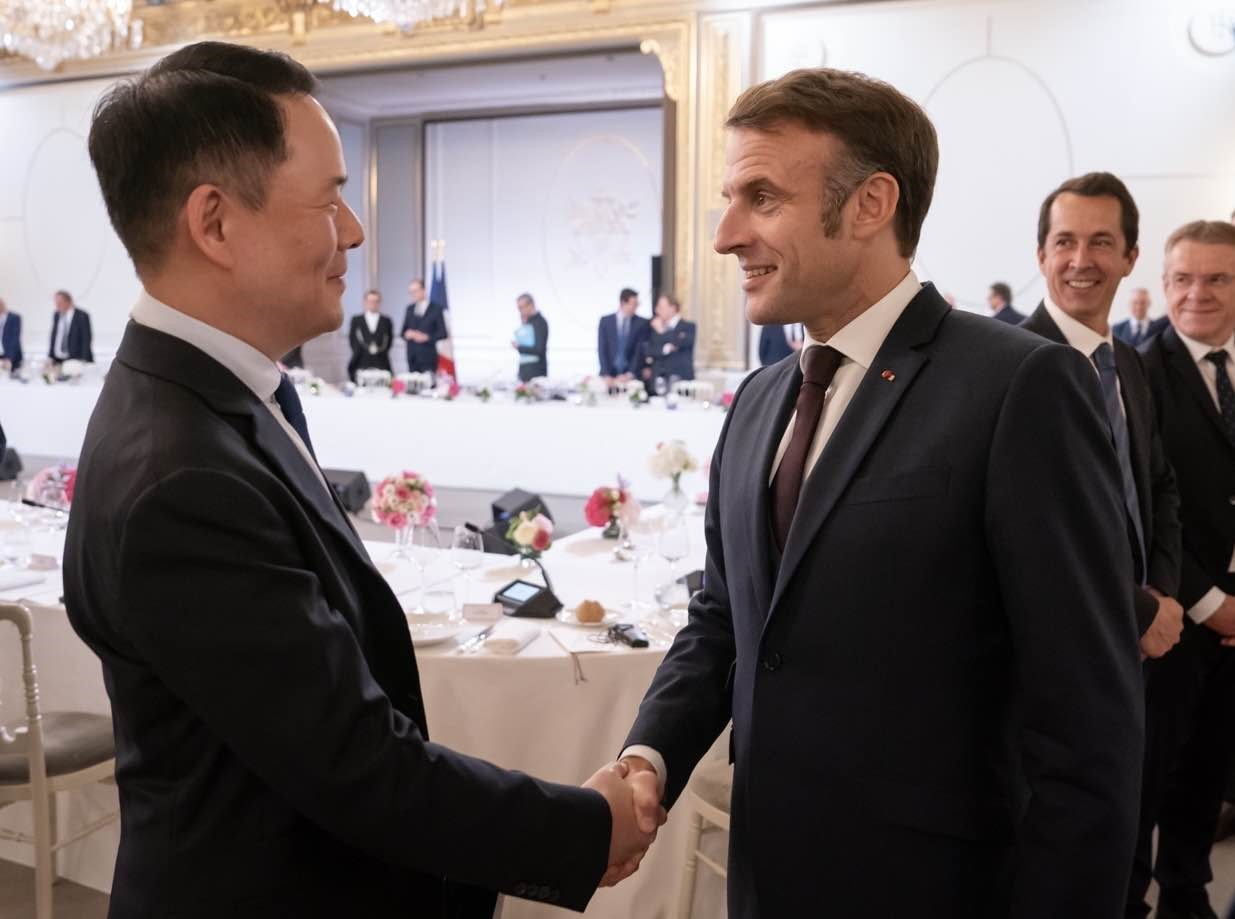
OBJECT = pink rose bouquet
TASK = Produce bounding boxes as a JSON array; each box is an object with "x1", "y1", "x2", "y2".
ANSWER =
[{"x1": 371, "y1": 471, "x2": 436, "y2": 530}]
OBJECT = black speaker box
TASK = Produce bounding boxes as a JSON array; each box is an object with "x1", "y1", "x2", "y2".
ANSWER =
[
  {"x1": 491, "y1": 488, "x2": 552, "y2": 525},
  {"x1": 322, "y1": 468, "x2": 371, "y2": 514},
  {"x1": 0, "y1": 448, "x2": 22, "y2": 482}
]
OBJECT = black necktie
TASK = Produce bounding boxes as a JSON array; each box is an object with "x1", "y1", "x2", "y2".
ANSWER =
[
  {"x1": 274, "y1": 372, "x2": 317, "y2": 461},
  {"x1": 1205, "y1": 351, "x2": 1235, "y2": 442},
  {"x1": 771, "y1": 345, "x2": 842, "y2": 551},
  {"x1": 1091, "y1": 343, "x2": 1145, "y2": 580}
]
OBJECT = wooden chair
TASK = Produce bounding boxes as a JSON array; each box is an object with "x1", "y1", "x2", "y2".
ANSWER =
[
  {"x1": 0, "y1": 602, "x2": 117, "y2": 919},
  {"x1": 675, "y1": 758, "x2": 732, "y2": 919}
]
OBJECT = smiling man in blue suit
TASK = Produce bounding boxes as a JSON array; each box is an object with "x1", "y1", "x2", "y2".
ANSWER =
[{"x1": 617, "y1": 68, "x2": 1144, "y2": 918}]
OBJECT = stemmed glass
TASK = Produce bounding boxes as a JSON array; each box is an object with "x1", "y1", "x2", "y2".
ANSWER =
[
  {"x1": 655, "y1": 513, "x2": 691, "y2": 628},
  {"x1": 619, "y1": 518, "x2": 655, "y2": 618},
  {"x1": 450, "y1": 525, "x2": 484, "y2": 616}
]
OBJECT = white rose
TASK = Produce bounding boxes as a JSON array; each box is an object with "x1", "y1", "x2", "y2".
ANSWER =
[{"x1": 513, "y1": 520, "x2": 538, "y2": 546}]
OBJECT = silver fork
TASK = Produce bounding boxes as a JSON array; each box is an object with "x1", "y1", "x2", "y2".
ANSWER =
[{"x1": 455, "y1": 624, "x2": 496, "y2": 654}]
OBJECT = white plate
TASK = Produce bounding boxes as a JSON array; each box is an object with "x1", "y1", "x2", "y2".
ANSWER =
[
  {"x1": 407, "y1": 622, "x2": 460, "y2": 646},
  {"x1": 555, "y1": 607, "x2": 620, "y2": 629}
]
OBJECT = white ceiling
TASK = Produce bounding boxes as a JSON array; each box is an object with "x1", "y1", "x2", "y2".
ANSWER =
[{"x1": 316, "y1": 50, "x2": 666, "y2": 121}]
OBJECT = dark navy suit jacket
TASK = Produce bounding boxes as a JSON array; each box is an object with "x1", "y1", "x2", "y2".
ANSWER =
[
  {"x1": 49, "y1": 308, "x2": 93, "y2": 362},
  {"x1": 597, "y1": 312, "x2": 649, "y2": 377},
  {"x1": 758, "y1": 324, "x2": 795, "y2": 366},
  {"x1": 1112, "y1": 316, "x2": 1168, "y2": 348},
  {"x1": 0, "y1": 311, "x2": 21, "y2": 369}
]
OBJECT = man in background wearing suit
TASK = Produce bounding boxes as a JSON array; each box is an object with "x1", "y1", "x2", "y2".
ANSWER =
[
  {"x1": 67, "y1": 41, "x2": 659, "y2": 919},
  {"x1": 638, "y1": 293, "x2": 695, "y2": 387},
  {"x1": 1114, "y1": 287, "x2": 1169, "y2": 347},
  {"x1": 347, "y1": 288, "x2": 393, "y2": 381},
  {"x1": 987, "y1": 281, "x2": 1026, "y2": 324},
  {"x1": 1133, "y1": 220, "x2": 1235, "y2": 919},
  {"x1": 48, "y1": 290, "x2": 93, "y2": 363},
  {"x1": 616, "y1": 68, "x2": 1143, "y2": 918},
  {"x1": 0, "y1": 297, "x2": 21, "y2": 371},
  {"x1": 1020, "y1": 172, "x2": 1183, "y2": 660},
  {"x1": 757, "y1": 321, "x2": 803, "y2": 365},
  {"x1": 401, "y1": 277, "x2": 446, "y2": 375},
  {"x1": 512, "y1": 292, "x2": 548, "y2": 381},
  {"x1": 596, "y1": 287, "x2": 649, "y2": 385}
]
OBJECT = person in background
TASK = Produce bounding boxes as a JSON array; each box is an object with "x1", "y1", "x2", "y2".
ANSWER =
[
  {"x1": 512, "y1": 292, "x2": 548, "y2": 381},
  {"x1": 401, "y1": 278, "x2": 446, "y2": 375},
  {"x1": 597, "y1": 287, "x2": 649, "y2": 385},
  {"x1": 1133, "y1": 220, "x2": 1235, "y2": 919},
  {"x1": 639, "y1": 293, "x2": 695, "y2": 389},
  {"x1": 987, "y1": 281, "x2": 1025, "y2": 324},
  {"x1": 48, "y1": 290, "x2": 93, "y2": 363},
  {"x1": 758, "y1": 321, "x2": 803, "y2": 365},
  {"x1": 0, "y1": 297, "x2": 22, "y2": 371},
  {"x1": 1113, "y1": 287, "x2": 1169, "y2": 347},
  {"x1": 347, "y1": 288, "x2": 393, "y2": 382}
]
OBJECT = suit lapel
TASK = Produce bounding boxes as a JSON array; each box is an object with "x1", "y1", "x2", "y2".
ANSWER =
[
  {"x1": 767, "y1": 287, "x2": 945, "y2": 619},
  {"x1": 1113, "y1": 342, "x2": 1152, "y2": 525},
  {"x1": 1161, "y1": 326, "x2": 1235, "y2": 453},
  {"x1": 1020, "y1": 302, "x2": 1065, "y2": 344}
]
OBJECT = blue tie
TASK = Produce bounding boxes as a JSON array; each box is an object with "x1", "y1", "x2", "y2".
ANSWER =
[
  {"x1": 1091, "y1": 343, "x2": 1145, "y2": 580},
  {"x1": 615, "y1": 317, "x2": 628, "y2": 374},
  {"x1": 1205, "y1": 351, "x2": 1235, "y2": 442},
  {"x1": 274, "y1": 372, "x2": 317, "y2": 461}
]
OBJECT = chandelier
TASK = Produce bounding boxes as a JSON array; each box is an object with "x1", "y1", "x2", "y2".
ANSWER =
[
  {"x1": 0, "y1": 0, "x2": 139, "y2": 71},
  {"x1": 331, "y1": 0, "x2": 501, "y2": 34}
]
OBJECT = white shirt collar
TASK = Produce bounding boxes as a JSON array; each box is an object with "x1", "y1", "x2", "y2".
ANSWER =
[
  {"x1": 1176, "y1": 328, "x2": 1235, "y2": 368},
  {"x1": 131, "y1": 290, "x2": 282, "y2": 402},
  {"x1": 1043, "y1": 296, "x2": 1113, "y2": 358},
  {"x1": 801, "y1": 269, "x2": 921, "y2": 371},
  {"x1": 667, "y1": 316, "x2": 680, "y2": 330}
]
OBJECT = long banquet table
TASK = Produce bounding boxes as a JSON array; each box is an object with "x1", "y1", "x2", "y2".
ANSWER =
[
  {"x1": 0, "y1": 378, "x2": 726, "y2": 500},
  {"x1": 0, "y1": 503, "x2": 727, "y2": 918}
]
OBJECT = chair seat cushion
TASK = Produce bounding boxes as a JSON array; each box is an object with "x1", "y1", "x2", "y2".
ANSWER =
[{"x1": 0, "y1": 712, "x2": 114, "y2": 783}]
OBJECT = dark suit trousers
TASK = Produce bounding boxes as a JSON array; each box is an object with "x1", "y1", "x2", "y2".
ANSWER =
[{"x1": 1128, "y1": 626, "x2": 1235, "y2": 916}]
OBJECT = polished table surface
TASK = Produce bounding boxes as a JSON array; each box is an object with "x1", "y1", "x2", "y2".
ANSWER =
[{"x1": 0, "y1": 503, "x2": 726, "y2": 918}]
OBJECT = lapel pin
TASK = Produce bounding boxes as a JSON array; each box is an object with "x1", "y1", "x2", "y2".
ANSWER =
[{"x1": 881, "y1": 370, "x2": 896, "y2": 382}]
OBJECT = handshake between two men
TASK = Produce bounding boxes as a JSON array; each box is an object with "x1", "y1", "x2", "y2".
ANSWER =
[{"x1": 583, "y1": 757, "x2": 667, "y2": 887}]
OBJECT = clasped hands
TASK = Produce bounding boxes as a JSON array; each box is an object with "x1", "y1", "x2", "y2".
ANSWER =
[{"x1": 584, "y1": 756, "x2": 666, "y2": 887}]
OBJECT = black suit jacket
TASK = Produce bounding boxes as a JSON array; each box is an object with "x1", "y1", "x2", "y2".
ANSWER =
[
  {"x1": 49, "y1": 308, "x2": 93, "y2": 362},
  {"x1": 0, "y1": 311, "x2": 21, "y2": 369},
  {"x1": 992, "y1": 304, "x2": 1027, "y2": 325},
  {"x1": 401, "y1": 301, "x2": 447, "y2": 373},
  {"x1": 1021, "y1": 303, "x2": 1182, "y2": 634},
  {"x1": 625, "y1": 285, "x2": 1143, "y2": 919},
  {"x1": 1113, "y1": 316, "x2": 1168, "y2": 348},
  {"x1": 597, "y1": 312, "x2": 649, "y2": 377},
  {"x1": 757, "y1": 323, "x2": 795, "y2": 366},
  {"x1": 639, "y1": 319, "x2": 696, "y2": 382},
  {"x1": 63, "y1": 321, "x2": 609, "y2": 919},
  {"x1": 516, "y1": 312, "x2": 549, "y2": 381},
  {"x1": 347, "y1": 313, "x2": 394, "y2": 380},
  {"x1": 1140, "y1": 326, "x2": 1235, "y2": 610}
]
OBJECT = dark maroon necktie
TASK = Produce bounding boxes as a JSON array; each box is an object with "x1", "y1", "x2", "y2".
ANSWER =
[{"x1": 772, "y1": 345, "x2": 843, "y2": 550}]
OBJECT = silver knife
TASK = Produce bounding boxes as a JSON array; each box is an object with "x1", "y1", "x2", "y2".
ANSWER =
[{"x1": 456, "y1": 624, "x2": 496, "y2": 654}]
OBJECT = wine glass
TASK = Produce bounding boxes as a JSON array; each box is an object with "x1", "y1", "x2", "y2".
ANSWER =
[
  {"x1": 654, "y1": 376, "x2": 668, "y2": 399},
  {"x1": 656, "y1": 513, "x2": 691, "y2": 628},
  {"x1": 620, "y1": 519, "x2": 655, "y2": 618},
  {"x1": 450, "y1": 525, "x2": 484, "y2": 616}
]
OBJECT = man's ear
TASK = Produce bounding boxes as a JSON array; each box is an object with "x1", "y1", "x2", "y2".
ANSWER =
[{"x1": 183, "y1": 183, "x2": 236, "y2": 270}]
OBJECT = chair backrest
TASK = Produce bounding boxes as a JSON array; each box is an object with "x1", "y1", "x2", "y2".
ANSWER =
[{"x1": 0, "y1": 603, "x2": 49, "y2": 799}]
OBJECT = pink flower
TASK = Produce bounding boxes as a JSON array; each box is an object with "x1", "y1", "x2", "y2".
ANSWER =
[
  {"x1": 386, "y1": 511, "x2": 408, "y2": 530},
  {"x1": 721, "y1": 391, "x2": 734, "y2": 408},
  {"x1": 391, "y1": 380, "x2": 407, "y2": 396},
  {"x1": 531, "y1": 529, "x2": 551, "y2": 552}
]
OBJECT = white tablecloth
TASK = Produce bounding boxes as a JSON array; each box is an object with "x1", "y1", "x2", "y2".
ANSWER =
[
  {"x1": 0, "y1": 379, "x2": 724, "y2": 500},
  {"x1": 0, "y1": 505, "x2": 726, "y2": 918}
]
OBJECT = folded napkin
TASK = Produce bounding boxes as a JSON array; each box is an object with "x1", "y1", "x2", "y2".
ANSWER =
[
  {"x1": 0, "y1": 571, "x2": 46, "y2": 594},
  {"x1": 483, "y1": 620, "x2": 541, "y2": 655}
]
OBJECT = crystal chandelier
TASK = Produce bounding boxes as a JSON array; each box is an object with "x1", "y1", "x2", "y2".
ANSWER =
[
  {"x1": 331, "y1": 0, "x2": 501, "y2": 34},
  {"x1": 0, "y1": 0, "x2": 138, "y2": 71}
]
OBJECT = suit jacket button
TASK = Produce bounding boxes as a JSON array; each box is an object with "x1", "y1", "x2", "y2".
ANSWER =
[{"x1": 762, "y1": 651, "x2": 782, "y2": 672}]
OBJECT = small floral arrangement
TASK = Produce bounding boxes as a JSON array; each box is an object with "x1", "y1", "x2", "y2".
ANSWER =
[
  {"x1": 506, "y1": 509, "x2": 554, "y2": 558},
  {"x1": 436, "y1": 374, "x2": 462, "y2": 400},
  {"x1": 308, "y1": 378, "x2": 322, "y2": 396},
  {"x1": 629, "y1": 387, "x2": 648, "y2": 408},
  {"x1": 584, "y1": 478, "x2": 640, "y2": 537},
  {"x1": 390, "y1": 378, "x2": 407, "y2": 398},
  {"x1": 720, "y1": 391, "x2": 734, "y2": 411},
  {"x1": 26, "y1": 464, "x2": 76, "y2": 509},
  {"x1": 476, "y1": 385, "x2": 492, "y2": 403},
  {"x1": 514, "y1": 382, "x2": 538, "y2": 402},
  {"x1": 371, "y1": 470, "x2": 436, "y2": 530},
  {"x1": 649, "y1": 440, "x2": 698, "y2": 488}
]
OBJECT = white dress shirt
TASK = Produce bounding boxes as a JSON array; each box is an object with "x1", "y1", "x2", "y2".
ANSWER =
[
  {"x1": 414, "y1": 299, "x2": 429, "y2": 319},
  {"x1": 1172, "y1": 329, "x2": 1235, "y2": 624},
  {"x1": 623, "y1": 270, "x2": 923, "y2": 787},
  {"x1": 53, "y1": 308, "x2": 75, "y2": 359},
  {"x1": 661, "y1": 315, "x2": 681, "y2": 355},
  {"x1": 131, "y1": 291, "x2": 329, "y2": 495},
  {"x1": 363, "y1": 310, "x2": 380, "y2": 334},
  {"x1": 1042, "y1": 297, "x2": 1126, "y2": 413},
  {"x1": 783, "y1": 323, "x2": 803, "y2": 347}
]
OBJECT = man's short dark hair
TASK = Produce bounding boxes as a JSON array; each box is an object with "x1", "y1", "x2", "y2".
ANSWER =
[
  {"x1": 54, "y1": 290, "x2": 73, "y2": 304},
  {"x1": 619, "y1": 288, "x2": 638, "y2": 305},
  {"x1": 365, "y1": 289, "x2": 381, "y2": 299},
  {"x1": 1037, "y1": 172, "x2": 1139, "y2": 255},
  {"x1": 88, "y1": 41, "x2": 316, "y2": 272},
  {"x1": 410, "y1": 278, "x2": 425, "y2": 289},
  {"x1": 517, "y1": 293, "x2": 535, "y2": 308},
  {"x1": 726, "y1": 68, "x2": 939, "y2": 258},
  {"x1": 989, "y1": 282, "x2": 1012, "y2": 307}
]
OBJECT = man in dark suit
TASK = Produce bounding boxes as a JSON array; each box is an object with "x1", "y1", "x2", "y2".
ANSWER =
[
  {"x1": 1020, "y1": 172, "x2": 1183, "y2": 661},
  {"x1": 1133, "y1": 220, "x2": 1235, "y2": 919},
  {"x1": 347, "y1": 288, "x2": 393, "y2": 381},
  {"x1": 1113, "y1": 287, "x2": 1169, "y2": 347},
  {"x1": 988, "y1": 281, "x2": 1026, "y2": 324},
  {"x1": 0, "y1": 297, "x2": 21, "y2": 371},
  {"x1": 48, "y1": 290, "x2": 93, "y2": 363},
  {"x1": 615, "y1": 67, "x2": 1143, "y2": 918},
  {"x1": 401, "y1": 277, "x2": 446, "y2": 374},
  {"x1": 512, "y1": 292, "x2": 548, "y2": 381},
  {"x1": 67, "y1": 41, "x2": 659, "y2": 919},
  {"x1": 638, "y1": 293, "x2": 695, "y2": 387},
  {"x1": 597, "y1": 287, "x2": 649, "y2": 383},
  {"x1": 757, "y1": 321, "x2": 802, "y2": 365}
]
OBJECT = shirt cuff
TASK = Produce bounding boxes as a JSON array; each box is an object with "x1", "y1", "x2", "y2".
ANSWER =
[
  {"x1": 1187, "y1": 587, "x2": 1225, "y2": 625},
  {"x1": 619, "y1": 745, "x2": 667, "y2": 792}
]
